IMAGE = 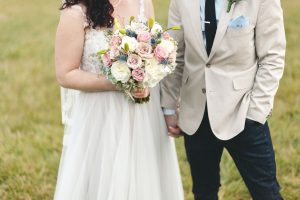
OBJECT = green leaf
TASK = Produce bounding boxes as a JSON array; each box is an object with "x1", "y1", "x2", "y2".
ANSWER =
[
  {"x1": 227, "y1": 0, "x2": 238, "y2": 13},
  {"x1": 130, "y1": 16, "x2": 135, "y2": 24},
  {"x1": 119, "y1": 29, "x2": 126, "y2": 35},
  {"x1": 114, "y1": 18, "x2": 121, "y2": 30},
  {"x1": 148, "y1": 17, "x2": 155, "y2": 30},
  {"x1": 125, "y1": 43, "x2": 129, "y2": 52},
  {"x1": 97, "y1": 49, "x2": 108, "y2": 55},
  {"x1": 165, "y1": 25, "x2": 182, "y2": 32},
  {"x1": 171, "y1": 26, "x2": 181, "y2": 30}
]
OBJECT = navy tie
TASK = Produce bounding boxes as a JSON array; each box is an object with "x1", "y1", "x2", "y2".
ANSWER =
[{"x1": 205, "y1": 0, "x2": 217, "y2": 56}]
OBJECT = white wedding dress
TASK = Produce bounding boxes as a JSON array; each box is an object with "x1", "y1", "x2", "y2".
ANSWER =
[{"x1": 54, "y1": 2, "x2": 183, "y2": 200}]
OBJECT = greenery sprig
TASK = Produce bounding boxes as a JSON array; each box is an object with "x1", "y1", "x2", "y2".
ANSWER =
[{"x1": 227, "y1": 0, "x2": 242, "y2": 13}]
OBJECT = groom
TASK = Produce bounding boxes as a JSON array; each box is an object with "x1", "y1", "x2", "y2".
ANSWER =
[{"x1": 161, "y1": 0, "x2": 286, "y2": 199}]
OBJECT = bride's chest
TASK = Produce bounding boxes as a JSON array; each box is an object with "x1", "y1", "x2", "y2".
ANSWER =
[
  {"x1": 81, "y1": 29, "x2": 109, "y2": 73},
  {"x1": 83, "y1": 29, "x2": 109, "y2": 55}
]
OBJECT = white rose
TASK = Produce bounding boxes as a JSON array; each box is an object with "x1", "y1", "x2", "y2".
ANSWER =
[
  {"x1": 151, "y1": 23, "x2": 163, "y2": 35},
  {"x1": 160, "y1": 39, "x2": 175, "y2": 54},
  {"x1": 127, "y1": 22, "x2": 149, "y2": 34},
  {"x1": 111, "y1": 61, "x2": 131, "y2": 83},
  {"x1": 121, "y1": 36, "x2": 138, "y2": 52},
  {"x1": 144, "y1": 58, "x2": 167, "y2": 87},
  {"x1": 162, "y1": 64, "x2": 176, "y2": 74}
]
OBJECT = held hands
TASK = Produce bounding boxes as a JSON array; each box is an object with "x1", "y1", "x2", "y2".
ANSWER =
[{"x1": 164, "y1": 114, "x2": 182, "y2": 138}]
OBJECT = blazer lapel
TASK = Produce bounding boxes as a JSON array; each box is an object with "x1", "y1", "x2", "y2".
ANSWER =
[
  {"x1": 189, "y1": 0, "x2": 208, "y2": 61},
  {"x1": 208, "y1": 1, "x2": 236, "y2": 60}
]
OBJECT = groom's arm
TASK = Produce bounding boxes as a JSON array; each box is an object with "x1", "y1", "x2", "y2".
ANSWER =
[
  {"x1": 160, "y1": 0, "x2": 185, "y2": 110},
  {"x1": 247, "y1": 0, "x2": 286, "y2": 124}
]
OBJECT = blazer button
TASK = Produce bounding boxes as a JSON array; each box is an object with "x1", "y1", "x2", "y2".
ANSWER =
[
  {"x1": 206, "y1": 64, "x2": 211, "y2": 68},
  {"x1": 202, "y1": 88, "x2": 206, "y2": 94}
]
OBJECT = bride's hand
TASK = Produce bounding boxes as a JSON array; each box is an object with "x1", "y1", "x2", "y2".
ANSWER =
[{"x1": 131, "y1": 87, "x2": 150, "y2": 98}]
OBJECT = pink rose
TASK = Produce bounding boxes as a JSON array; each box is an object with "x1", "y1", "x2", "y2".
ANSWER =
[
  {"x1": 162, "y1": 32, "x2": 170, "y2": 40},
  {"x1": 109, "y1": 46, "x2": 120, "y2": 59},
  {"x1": 110, "y1": 35, "x2": 122, "y2": 46},
  {"x1": 154, "y1": 45, "x2": 169, "y2": 62},
  {"x1": 137, "y1": 31, "x2": 152, "y2": 43},
  {"x1": 132, "y1": 67, "x2": 145, "y2": 82},
  {"x1": 136, "y1": 42, "x2": 153, "y2": 59},
  {"x1": 127, "y1": 54, "x2": 142, "y2": 69},
  {"x1": 102, "y1": 53, "x2": 112, "y2": 67}
]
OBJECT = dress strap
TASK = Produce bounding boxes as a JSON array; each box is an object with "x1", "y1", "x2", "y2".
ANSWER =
[
  {"x1": 71, "y1": 5, "x2": 86, "y2": 17},
  {"x1": 69, "y1": 5, "x2": 89, "y2": 28}
]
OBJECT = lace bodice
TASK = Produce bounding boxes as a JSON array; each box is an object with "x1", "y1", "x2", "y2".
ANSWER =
[
  {"x1": 81, "y1": 29, "x2": 109, "y2": 74},
  {"x1": 74, "y1": 0, "x2": 148, "y2": 74},
  {"x1": 67, "y1": 5, "x2": 109, "y2": 74}
]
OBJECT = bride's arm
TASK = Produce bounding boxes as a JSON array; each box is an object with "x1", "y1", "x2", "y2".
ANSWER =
[{"x1": 55, "y1": 7, "x2": 117, "y2": 92}]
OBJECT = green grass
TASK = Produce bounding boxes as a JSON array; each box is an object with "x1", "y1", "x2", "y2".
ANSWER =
[{"x1": 0, "y1": 0, "x2": 299, "y2": 199}]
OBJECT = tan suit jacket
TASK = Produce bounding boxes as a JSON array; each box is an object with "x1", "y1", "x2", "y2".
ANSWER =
[{"x1": 160, "y1": 0, "x2": 286, "y2": 140}]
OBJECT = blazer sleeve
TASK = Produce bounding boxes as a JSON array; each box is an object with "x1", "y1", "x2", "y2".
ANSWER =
[
  {"x1": 160, "y1": 0, "x2": 185, "y2": 109},
  {"x1": 247, "y1": 0, "x2": 286, "y2": 124}
]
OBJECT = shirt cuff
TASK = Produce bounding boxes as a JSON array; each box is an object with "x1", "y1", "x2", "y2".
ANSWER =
[{"x1": 162, "y1": 108, "x2": 176, "y2": 116}]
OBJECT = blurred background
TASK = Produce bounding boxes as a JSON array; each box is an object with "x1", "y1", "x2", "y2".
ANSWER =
[{"x1": 0, "y1": 0, "x2": 299, "y2": 199}]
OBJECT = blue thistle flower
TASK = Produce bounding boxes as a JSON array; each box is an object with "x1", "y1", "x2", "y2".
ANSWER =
[
  {"x1": 132, "y1": 32, "x2": 138, "y2": 38},
  {"x1": 161, "y1": 59, "x2": 169, "y2": 65},
  {"x1": 151, "y1": 38, "x2": 157, "y2": 45},
  {"x1": 126, "y1": 30, "x2": 137, "y2": 38},
  {"x1": 119, "y1": 55, "x2": 128, "y2": 61}
]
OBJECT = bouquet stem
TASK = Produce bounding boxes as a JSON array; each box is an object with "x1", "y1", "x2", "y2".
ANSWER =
[{"x1": 124, "y1": 90, "x2": 135, "y2": 102}]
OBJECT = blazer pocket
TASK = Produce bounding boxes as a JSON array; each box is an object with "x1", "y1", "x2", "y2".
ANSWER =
[
  {"x1": 233, "y1": 76, "x2": 254, "y2": 90},
  {"x1": 226, "y1": 25, "x2": 254, "y2": 37}
]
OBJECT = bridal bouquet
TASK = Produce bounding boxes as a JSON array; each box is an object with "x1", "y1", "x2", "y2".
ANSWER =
[{"x1": 98, "y1": 17, "x2": 180, "y2": 103}]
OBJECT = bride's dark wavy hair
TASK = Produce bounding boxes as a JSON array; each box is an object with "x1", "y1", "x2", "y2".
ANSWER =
[{"x1": 60, "y1": 0, "x2": 114, "y2": 28}]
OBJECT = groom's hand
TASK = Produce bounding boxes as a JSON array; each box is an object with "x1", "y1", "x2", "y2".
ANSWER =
[{"x1": 164, "y1": 115, "x2": 182, "y2": 138}]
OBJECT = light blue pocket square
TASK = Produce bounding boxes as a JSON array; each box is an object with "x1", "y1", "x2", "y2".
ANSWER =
[{"x1": 228, "y1": 16, "x2": 250, "y2": 28}]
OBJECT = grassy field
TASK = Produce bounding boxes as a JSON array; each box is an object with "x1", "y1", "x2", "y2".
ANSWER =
[{"x1": 0, "y1": 0, "x2": 299, "y2": 199}]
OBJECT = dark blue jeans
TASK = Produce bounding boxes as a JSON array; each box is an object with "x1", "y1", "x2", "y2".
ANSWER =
[{"x1": 184, "y1": 108, "x2": 283, "y2": 200}]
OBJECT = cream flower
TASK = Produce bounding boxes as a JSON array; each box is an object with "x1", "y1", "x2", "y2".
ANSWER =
[
  {"x1": 121, "y1": 36, "x2": 138, "y2": 52},
  {"x1": 111, "y1": 61, "x2": 131, "y2": 83},
  {"x1": 144, "y1": 58, "x2": 167, "y2": 87},
  {"x1": 127, "y1": 22, "x2": 149, "y2": 34},
  {"x1": 150, "y1": 23, "x2": 163, "y2": 35},
  {"x1": 160, "y1": 39, "x2": 176, "y2": 54}
]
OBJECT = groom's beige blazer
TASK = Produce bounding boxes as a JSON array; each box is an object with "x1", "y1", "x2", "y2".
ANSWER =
[{"x1": 160, "y1": 0, "x2": 286, "y2": 140}]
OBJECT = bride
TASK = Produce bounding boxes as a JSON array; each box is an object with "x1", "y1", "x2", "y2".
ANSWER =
[{"x1": 54, "y1": 0, "x2": 183, "y2": 199}]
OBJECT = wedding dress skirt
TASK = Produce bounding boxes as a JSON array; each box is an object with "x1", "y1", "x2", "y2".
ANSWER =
[
  {"x1": 54, "y1": 5, "x2": 183, "y2": 200},
  {"x1": 54, "y1": 87, "x2": 183, "y2": 200}
]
